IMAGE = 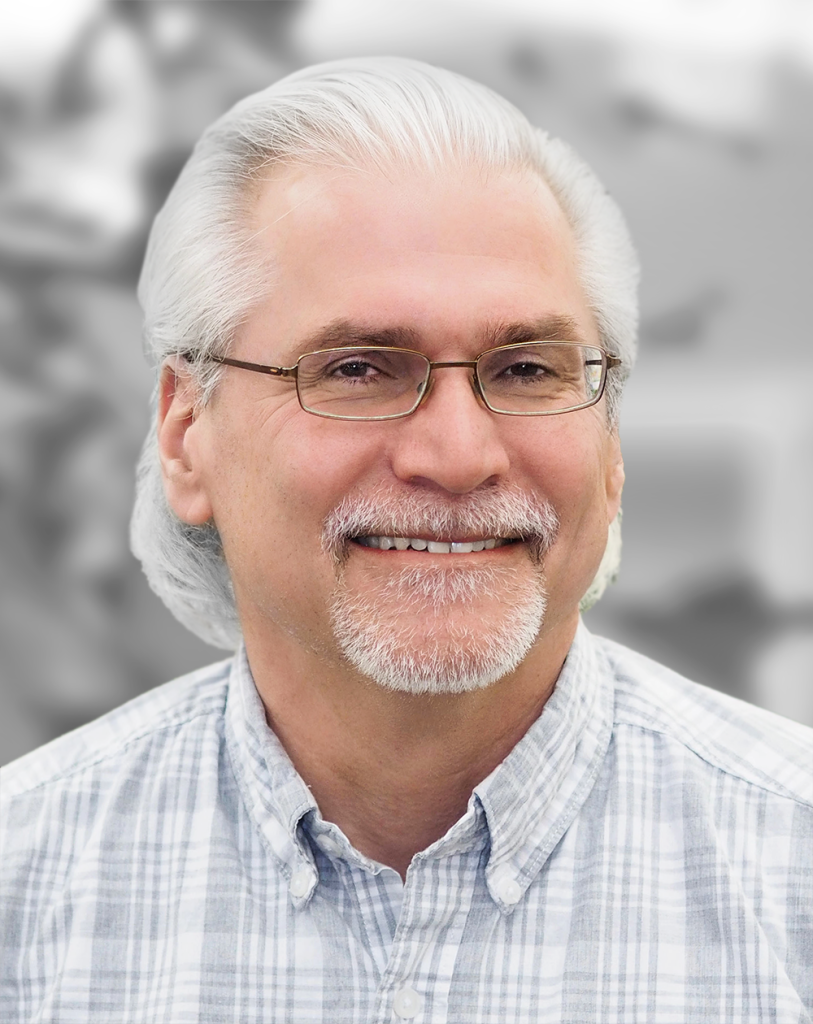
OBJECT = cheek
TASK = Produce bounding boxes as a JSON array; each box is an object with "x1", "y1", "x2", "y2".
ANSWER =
[
  {"x1": 515, "y1": 425, "x2": 614, "y2": 581},
  {"x1": 210, "y1": 416, "x2": 378, "y2": 583},
  {"x1": 270, "y1": 425, "x2": 381, "y2": 523},
  {"x1": 518, "y1": 422, "x2": 610, "y2": 515}
]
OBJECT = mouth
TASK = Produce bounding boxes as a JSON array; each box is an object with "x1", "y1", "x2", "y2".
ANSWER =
[
  {"x1": 324, "y1": 486, "x2": 559, "y2": 569},
  {"x1": 352, "y1": 535, "x2": 519, "y2": 554}
]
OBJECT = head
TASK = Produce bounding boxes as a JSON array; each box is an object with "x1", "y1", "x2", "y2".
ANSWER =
[{"x1": 132, "y1": 58, "x2": 638, "y2": 689}]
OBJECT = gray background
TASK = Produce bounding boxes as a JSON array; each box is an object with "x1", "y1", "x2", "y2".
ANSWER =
[{"x1": 1, "y1": 0, "x2": 812, "y2": 765}]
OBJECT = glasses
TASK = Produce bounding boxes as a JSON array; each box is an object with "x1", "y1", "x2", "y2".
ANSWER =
[{"x1": 196, "y1": 341, "x2": 621, "y2": 421}]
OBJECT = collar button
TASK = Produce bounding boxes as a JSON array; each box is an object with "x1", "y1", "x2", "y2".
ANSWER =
[
  {"x1": 316, "y1": 834, "x2": 341, "y2": 857},
  {"x1": 289, "y1": 868, "x2": 314, "y2": 898},
  {"x1": 495, "y1": 872, "x2": 522, "y2": 905}
]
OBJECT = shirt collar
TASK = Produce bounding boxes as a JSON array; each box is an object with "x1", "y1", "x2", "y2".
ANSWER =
[
  {"x1": 225, "y1": 648, "x2": 319, "y2": 883},
  {"x1": 225, "y1": 620, "x2": 614, "y2": 905},
  {"x1": 474, "y1": 619, "x2": 614, "y2": 906}
]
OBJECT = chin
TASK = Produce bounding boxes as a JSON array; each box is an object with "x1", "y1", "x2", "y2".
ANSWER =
[{"x1": 330, "y1": 561, "x2": 548, "y2": 695}]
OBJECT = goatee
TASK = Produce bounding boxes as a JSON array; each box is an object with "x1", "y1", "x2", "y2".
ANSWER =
[{"x1": 324, "y1": 487, "x2": 558, "y2": 695}]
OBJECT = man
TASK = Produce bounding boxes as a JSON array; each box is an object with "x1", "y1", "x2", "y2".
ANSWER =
[{"x1": 2, "y1": 58, "x2": 811, "y2": 1023}]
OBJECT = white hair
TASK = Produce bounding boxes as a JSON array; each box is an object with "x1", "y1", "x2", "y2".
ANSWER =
[{"x1": 131, "y1": 57, "x2": 639, "y2": 649}]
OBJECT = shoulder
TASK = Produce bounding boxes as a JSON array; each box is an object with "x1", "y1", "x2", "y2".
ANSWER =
[
  {"x1": 594, "y1": 634, "x2": 813, "y2": 808},
  {"x1": 0, "y1": 657, "x2": 234, "y2": 800}
]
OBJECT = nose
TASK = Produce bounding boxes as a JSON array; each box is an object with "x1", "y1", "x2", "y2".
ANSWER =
[{"x1": 388, "y1": 368, "x2": 511, "y2": 493}]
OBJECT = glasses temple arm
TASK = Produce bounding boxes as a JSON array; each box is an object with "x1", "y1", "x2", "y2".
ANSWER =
[{"x1": 182, "y1": 352, "x2": 296, "y2": 378}]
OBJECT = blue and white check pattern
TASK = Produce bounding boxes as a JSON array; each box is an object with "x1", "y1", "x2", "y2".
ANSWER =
[{"x1": 2, "y1": 623, "x2": 812, "y2": 1023}]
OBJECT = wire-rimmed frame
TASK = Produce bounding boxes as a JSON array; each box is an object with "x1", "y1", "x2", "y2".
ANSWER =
[{"x1": 191, "y1": 342, "x2": 622, "y2": 421}]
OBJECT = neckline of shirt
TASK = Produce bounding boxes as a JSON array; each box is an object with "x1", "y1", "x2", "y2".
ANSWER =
[{"x1": 224, "y1": 620, "x2": 615, "y2": 901}]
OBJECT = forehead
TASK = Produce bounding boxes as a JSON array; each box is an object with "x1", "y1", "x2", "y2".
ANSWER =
[{"x1": 242, "y1": 162, "x2": 597, "y2": 358}]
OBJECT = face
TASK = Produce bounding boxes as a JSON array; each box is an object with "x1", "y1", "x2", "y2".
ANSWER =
[{"x1": 161, "y1": 163, "x2": 624, "y2": 692}]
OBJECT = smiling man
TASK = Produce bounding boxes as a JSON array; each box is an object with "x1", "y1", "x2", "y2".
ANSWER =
[{"x1": 2, "y1": 59, "x2": 811, "y2": 1023}]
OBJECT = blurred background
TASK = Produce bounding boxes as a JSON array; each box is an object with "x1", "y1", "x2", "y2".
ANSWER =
[{"x1": 1, "y1": 0, "x2": 812, "y2": 764}]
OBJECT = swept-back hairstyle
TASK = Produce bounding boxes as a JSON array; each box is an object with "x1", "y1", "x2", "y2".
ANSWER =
[{"x1": 132, "y1": 57, "x2": 639, "y2": 649}]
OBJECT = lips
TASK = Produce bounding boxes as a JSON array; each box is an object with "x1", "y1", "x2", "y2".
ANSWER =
[{"x1": 354, "y1": 536, "x2": 516, "y2": 553}]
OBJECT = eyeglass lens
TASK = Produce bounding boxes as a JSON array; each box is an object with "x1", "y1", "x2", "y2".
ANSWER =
[{"x1": 295, "y1": 343, "x2": 606, "y2": 419}]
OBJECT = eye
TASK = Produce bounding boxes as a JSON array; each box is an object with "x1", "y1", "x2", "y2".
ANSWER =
[
  {"x1": 500, "y1": 359, "x2": 552, "y2": 378},
  {"x1": 319, "y1": 353, "x2": 397, "y2": 384},
  {"x1": 331, "y1": 358, "x2": 381, "y2": 379}
]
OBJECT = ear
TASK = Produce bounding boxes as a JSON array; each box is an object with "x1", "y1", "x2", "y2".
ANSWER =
[
  {"x1": 157, "y1": 358, "x2": 214, "y2": 526},
  {"x1": 604, "y1": 430, "x2": 625, "y2": 523}
]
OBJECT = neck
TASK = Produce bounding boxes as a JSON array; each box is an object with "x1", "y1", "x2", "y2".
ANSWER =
[{"x1": 242, "y1": 614, "x2": 578, "y2": 879}]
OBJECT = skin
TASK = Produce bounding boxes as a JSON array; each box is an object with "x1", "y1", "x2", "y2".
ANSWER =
[{"x1": 159, "y1": 162, "x2": 624, "y2": 878}]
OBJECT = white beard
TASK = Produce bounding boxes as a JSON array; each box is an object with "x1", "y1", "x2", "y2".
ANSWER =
[
  {"x1": 331, "y1": 562, "x2": 548, "y2": 694},
  {"x1": 324, "y1": 487, "x2": 558, "y2": 695}
]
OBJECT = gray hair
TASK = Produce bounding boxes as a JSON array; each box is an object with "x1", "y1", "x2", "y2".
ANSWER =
[{"x1": 131, "y1": 57, "x2": 639, "y2": 649}]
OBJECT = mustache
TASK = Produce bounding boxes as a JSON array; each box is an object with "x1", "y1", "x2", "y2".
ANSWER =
[{"x1": 322, "y1": 486, "x2": 559, "y2": 565}]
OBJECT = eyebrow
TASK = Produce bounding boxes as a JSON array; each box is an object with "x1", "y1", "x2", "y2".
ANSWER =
[
  {"x1": 483, "y1": 316, "x2": 585, "y2": 347},
  {"x1": 288, "y1": 314, "x2": 586, "y2": 360},
  {"x1": 289, "y1": 321, "x2": 421, "y2": 359}
]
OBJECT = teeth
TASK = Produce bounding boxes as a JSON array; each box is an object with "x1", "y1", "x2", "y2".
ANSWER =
[
  {"x1": 427, "y1": 540, "x2": 451, "y2": 554},
  {"x1": 357, "y1": 536, "x2": 509, "y2": 552}
]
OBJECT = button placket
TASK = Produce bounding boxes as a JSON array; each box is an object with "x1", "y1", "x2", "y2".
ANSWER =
[{"x1": 369, "y1": 847, "x2": 479, "y2": 1022}]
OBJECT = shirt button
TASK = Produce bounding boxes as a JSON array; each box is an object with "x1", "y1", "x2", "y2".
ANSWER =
[
  {"x1": 495, "y1": 873, "x2": 522, "y2": 905},
  {"x1": 393, "y1": 986, "x2": 422, "y2": 1019},
  {"x1": 316, "y1": 834, "x2": 341, "y2": 856},
  {"x1": 289, "y1": 868, "x2": 314, "y2": 898}
]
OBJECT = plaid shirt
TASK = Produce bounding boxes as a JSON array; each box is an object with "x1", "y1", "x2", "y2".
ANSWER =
[{"x1": 2, "y1": 623, "x2": 812, "y2": 1023}]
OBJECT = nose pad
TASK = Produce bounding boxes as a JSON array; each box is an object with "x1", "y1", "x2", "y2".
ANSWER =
[
  {"x1": 470, "y1": 372, "x2": 487, "y2": 406},
  {"x1": 414, "y1": 374, "x2": 438, "y2": 411}
]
